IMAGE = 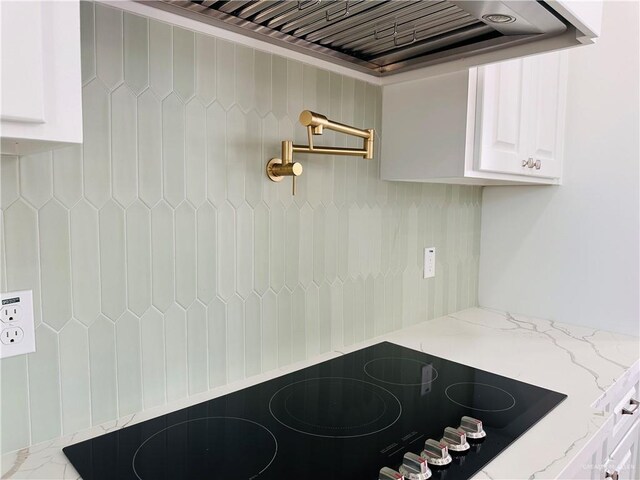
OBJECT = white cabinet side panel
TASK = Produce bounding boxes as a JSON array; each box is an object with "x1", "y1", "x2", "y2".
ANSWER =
[{"x1": 381, "y1": 71, "x2": 469, "y2": 181}]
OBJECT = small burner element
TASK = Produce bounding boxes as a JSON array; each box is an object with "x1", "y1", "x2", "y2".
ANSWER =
[
  {"x1": 364, "y1": 357, "x2": 438, "y2": 387},
  {"x1": 132, "y1": 417, "x2": 277, "y2": 480},
  {"x1": 445, "y1": 382, "x2": 516, "y2": 412},
  {"x1": 269, "y1": 377, "x2": 402, "y2": 438}
]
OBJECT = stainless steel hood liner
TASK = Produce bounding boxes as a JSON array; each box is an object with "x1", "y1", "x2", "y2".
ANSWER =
[{"x1": 147, "y1": 0, "x2": 568, "y2": 75}]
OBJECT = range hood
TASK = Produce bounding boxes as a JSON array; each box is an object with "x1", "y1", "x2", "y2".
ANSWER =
[{"x1": 144, "y1": 0, "x2": 592, "y2": 76}]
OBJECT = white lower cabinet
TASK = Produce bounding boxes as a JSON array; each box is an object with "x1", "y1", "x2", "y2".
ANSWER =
[
  {"x1": 561, "y1": 362, "x2": 640, "y2": 479},
  {"x1": 604, "y1": 420, "x2": 639, "y2": 480},
  {"x1": 381, "y1": 52, "x2": 567, "y2": 185}
]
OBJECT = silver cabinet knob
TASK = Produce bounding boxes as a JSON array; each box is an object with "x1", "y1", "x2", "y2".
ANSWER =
[
  {"x1": 605, "y1": 470, "x2": 619, "y2": 480},
  {"x1": 421, "y1": 438, "x2": 452, "y2": 467},
  {"x1": 622, "y1": 397, "x2": 639, "y2": 415},
  {"x1": 522, "y1": 157, "x2": 535, "y2": 168},
  {"x1": 534, "y1": 159, "x2": 542, "y2": 170},
  {"x1": 459, "y1": 416, "x2": 487, "y2": 440},
  {"x1": 441, "y1": 427, "x2": 470, "y2": 452},
  {"x1": 379, "y1": 466, "x2": 405, "y2": 480},
  {"x1": 399, "y1": 452, "x2": 432, "y2": 480}
]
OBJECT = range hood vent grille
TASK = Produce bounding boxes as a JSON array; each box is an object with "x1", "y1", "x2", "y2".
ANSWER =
[{"x1": 150, "y1": 0, "x2": 568, "y2": 75}]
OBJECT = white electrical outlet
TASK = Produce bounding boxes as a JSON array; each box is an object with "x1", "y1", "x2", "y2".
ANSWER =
[
  {"x1": 1, "y1": 327, "x2": 25, "y2": 345},
  {"x1": 423, "y1": 247, "x2": 436, "y2": 279},
  {"x1": 0, "y1": 290, "x2": 36, "y2": 359}
]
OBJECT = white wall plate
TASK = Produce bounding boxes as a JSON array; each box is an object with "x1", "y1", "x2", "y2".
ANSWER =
[{"x1": 1, "y1": 290, "x2": 36, "y2": 358}]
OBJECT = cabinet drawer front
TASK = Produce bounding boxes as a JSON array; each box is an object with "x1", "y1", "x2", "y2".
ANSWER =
[{"x1": 611, "y1": 385, "x2": 640, "y2": 449}]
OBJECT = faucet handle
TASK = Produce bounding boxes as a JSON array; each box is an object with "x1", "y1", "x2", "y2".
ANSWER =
[{"x1": 287, "y1": 162, "x2": 303, "y2": 196}]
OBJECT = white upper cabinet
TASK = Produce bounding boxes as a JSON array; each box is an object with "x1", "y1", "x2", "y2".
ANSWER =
[
  {"x1": 1, "y1": 1, "x2": 82, "y2": 155},
  {"x1": 381, "y1": 51, "x2": 568, "y2": 185},
  {"x1": 476, "y1": 53, "x2": 567, "y2": 180}
]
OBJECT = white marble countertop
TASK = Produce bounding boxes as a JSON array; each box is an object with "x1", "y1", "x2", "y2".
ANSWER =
[{"x1": 2, "y1": 307, "x2": 638, "y2": 479}]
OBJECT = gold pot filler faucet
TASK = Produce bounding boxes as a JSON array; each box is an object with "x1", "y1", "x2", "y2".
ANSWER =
[{"x1": 266, "y1": 110, "x2": 375, "y2": 195}]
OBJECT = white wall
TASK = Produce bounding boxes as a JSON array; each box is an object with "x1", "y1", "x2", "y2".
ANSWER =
[{"x1": 479, "y1": 1, "x2": 639, "y2": 336}]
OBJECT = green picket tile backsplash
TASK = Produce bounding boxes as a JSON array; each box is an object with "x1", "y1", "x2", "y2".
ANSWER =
[{"x1": 0, "y1": 2, "x2": 482, "y2": 454}]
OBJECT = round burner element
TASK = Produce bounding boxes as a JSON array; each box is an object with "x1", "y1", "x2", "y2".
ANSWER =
[
  {"x1": 132, "y1": 417, "x2": 277, "y2": 479},
  {"x1": 445, "y1": 382, "x2": 516, "y2": 412},
  {"x1": 364, "y1": 357, "x2": 439, "y2": 387},
  {"x1": 269, "y1": 377, "x2": 402, "y2": 438}
]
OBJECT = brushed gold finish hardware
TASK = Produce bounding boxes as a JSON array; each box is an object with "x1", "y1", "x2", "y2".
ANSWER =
[
  {"x1": 266, "y1": 157, "x2": 303, "y2": 195},
  {"x1": 299, "y1": 110, "x2": 373, "y2": 140},
  {"x1": 267, "y1": 110, "x2": 375, "y2": 195}
]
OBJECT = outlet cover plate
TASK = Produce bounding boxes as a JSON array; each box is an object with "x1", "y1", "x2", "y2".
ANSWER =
[
  {"x1": 1, "y1": 290, "x2": 36, "y2": 358},
  {"x1": 424, "y1": 247, "x2": 436, "y2": 279}
]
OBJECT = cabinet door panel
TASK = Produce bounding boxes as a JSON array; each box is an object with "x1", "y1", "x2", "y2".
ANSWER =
[
  {"x1": 527, "y1": 52, "x2": 567, "y2": 179},
  {"x1": 476, "y1": 58, "x2": 529, "y2": 175},
  {"x1": 0, "y1": 1, "x2": 45, "y2": 123},
  {"x1": 604, "y1": 419, "x2": 639, "y2": 480}
]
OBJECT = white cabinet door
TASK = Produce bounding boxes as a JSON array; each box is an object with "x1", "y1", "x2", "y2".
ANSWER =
[
  {"x1": 0, "y1": 2, "x2": 46, "y2": 124},
  {"x1": 476, "y1": 57, "x2": 530, "y2": 176},
  {"x1": 0, "y1": 0, "x2": 82, "y2": 154},
  {"x1": 604, "y1": 419, "x2": 639, "y2": 480},
  {"x1": 380, "y1": 51, "x2": 567, "y2": 185},
  {"x1": 475, "y1": 52, "x2": 566, "y2": 180},
  {"x1": 526, "y1": 52, "x2": 568, "y2": 179}
]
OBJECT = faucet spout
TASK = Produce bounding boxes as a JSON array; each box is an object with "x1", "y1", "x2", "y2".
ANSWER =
[{"x1": 267, "y1": 110, "x2": 375, "y2": 196}]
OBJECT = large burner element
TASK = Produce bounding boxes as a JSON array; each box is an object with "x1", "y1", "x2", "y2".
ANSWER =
[
  {"x1": 132, "y1": 417, "x2": 277, "y2": 480},
  {"x1": 269, "y1": 377, "x2": 402, "y2": 438}
]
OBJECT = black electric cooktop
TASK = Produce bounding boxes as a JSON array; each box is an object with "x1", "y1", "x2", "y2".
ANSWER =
[{"x1": 63, "y1": 342, "x2": 566, "y2": 479}]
